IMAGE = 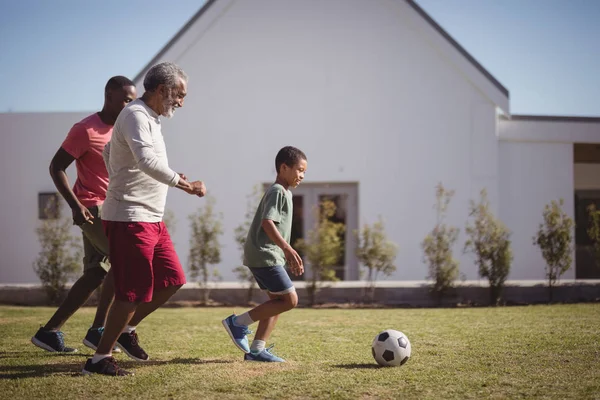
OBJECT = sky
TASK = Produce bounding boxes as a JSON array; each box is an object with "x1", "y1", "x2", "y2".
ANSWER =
[{"x1": 0, "y1": 0, "x2": 598, "y2": 116}]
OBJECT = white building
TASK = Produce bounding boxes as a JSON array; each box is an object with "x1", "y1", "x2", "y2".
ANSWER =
[{"x1": 1, "y1": 0, "x2": 599, "y2": 285}]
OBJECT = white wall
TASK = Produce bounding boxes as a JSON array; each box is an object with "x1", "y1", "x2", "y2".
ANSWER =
[
  {"x1": 0, "y1": 0, "x2": 503, "y2": 283},
  {"x1": 498, "y1": 140, "x2": 575, "y2": 279},
  {"x1": 0, "y1": 112, "x2": 90, "y2": 283},
  {"x1": 144, "y1": 0, "x2": 499, "y2": 282}
]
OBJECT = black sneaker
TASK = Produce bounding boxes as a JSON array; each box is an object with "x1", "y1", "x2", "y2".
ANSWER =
[
  {"x1": 116, "y1": 331, "x2": 149, "y2": 361},
  {"x1": 31, "y1": 327, "x2": 78, "y2": 353},
  {"x1": 82, "y1": 327, "x2": 121, "y2": 353},
  {"x1": 82, "y1": 356, "x2": 133, "y2": 376}
]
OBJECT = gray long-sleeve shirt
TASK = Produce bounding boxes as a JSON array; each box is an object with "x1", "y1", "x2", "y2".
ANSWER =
[{"x1": 102, "y1": 99, "x2": 180, "y2": 222}]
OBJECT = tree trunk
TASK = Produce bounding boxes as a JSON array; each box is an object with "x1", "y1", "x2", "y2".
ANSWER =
[{"x1": 489, "y1": 284, "x2": 501, "y2": 306}]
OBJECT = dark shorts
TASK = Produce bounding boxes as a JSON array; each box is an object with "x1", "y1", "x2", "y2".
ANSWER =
[
  {"x1": 249, "y1": 265, "x2": 295, "y2": 295},
  {"x1": 78, "y1": 205, "x2": 110, "y2": 272},
  {"x1": 102, "y1": 220, "x2": 187, "y2": 303}
]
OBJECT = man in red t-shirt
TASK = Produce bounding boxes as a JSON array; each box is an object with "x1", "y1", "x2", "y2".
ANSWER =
[{"x1": 31, "y1": 76, "x2": 137, "y2": 353}]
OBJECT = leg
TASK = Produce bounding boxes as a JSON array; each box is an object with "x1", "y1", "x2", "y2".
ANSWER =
[
  {"x1": 223, "y1": 266, "x2": 296, "y2": 355},
  {"x1": 247, "y1": 290, "x2": 298, "y2": 323},
  {"x1": 31, "y1": 266, "x2": 105, "y2": 353},
  {"x1": 91, "y1": 268, "x2": 115, "y2": 328},
  {"x1": 128, "y1": 222, "x2": 185, "y2": 326},
  {"x1": 43, "y1": 267, "x2": 106, "y2": 331},
  {"x1": 116, "y1": 222, "x2": 185, "y2": 361},
  {"x1": 252, "y1": 292, "x2": 287, "y2": 342},
  {"x1": 96, "y1": 300, "x2": 137, "y2": 354},
  {"x1": 82, "y1": 220, "x2": 158, "y2": 376},
  {"x1": 128, "y1": 284, "x2": 182, "y2": 326}
]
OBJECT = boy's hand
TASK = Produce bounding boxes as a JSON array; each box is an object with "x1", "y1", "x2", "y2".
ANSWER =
[{"x1": 284, "y1": 247, "x2": 304, "y2": 276}]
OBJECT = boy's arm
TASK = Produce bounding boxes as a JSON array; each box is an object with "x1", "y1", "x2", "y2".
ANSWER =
[{"x1": 261, "y1": 219, "x2": 304, "y2": 276}]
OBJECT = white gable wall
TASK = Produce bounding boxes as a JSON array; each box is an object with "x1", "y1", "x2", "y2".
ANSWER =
[
  {"x1": 0, "y1": 0, "x2": 516, "y2": 284},
  {"x1": 146, "y1": 0, "x2": 500, "y2": 281}
]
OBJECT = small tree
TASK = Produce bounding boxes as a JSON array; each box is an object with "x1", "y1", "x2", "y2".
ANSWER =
[
  {"x1": 464, "y1": 189, "x2": 513, "y2": 306},
  {"x1": 188, "y1": 196, "x2": 224, "y2": 304},
  {"x1": 33, "y1": 197, "x2": 81, "y2": 305},
  {"x1": 295, "y1": 199, "x2": 345, "y2": 307},
  {"x1": 533, "y1": 199, "x2": 574, "y2": 302},
  {"x1": 421, "y1": 183, "x2": 460, "y2": 305},
  {"x1": 355, "y1": 218, "x2": 398, "y2": 303},
  {"x1": 586, "y1": 203, "x2": 600, "y2": 269},
  {"x1": 233, "y1": 185, "x2": 263, "y2": 304}
]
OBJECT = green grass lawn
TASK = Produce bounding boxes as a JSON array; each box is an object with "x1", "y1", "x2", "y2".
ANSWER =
[{"x1": 1, "y1": 304, "x2": 599, "y2": 399}]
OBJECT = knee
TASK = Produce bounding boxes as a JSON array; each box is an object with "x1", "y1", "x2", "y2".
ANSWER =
[
  {"x1": 83, "y1": 267, "x2": 107, "y2": 286},
  {"x1": 283, "y1": 292, "x2": 298, "y2": 310}
]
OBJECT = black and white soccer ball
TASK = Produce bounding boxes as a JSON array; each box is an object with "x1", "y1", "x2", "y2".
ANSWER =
[{"x1": 371, "y1": 329, "x2": 411, "y2": 367}]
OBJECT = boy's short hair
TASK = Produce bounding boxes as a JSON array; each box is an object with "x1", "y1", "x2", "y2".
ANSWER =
[{"x1": 275, "y1": 146, "x2": 307, "y2": 174}]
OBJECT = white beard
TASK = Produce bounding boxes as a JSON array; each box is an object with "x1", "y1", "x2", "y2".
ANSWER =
[{"x1": 161, "y1": 91, "x2": 176, "y2": 118}]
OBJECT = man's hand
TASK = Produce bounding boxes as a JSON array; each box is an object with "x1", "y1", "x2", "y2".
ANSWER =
[
  {"x1": 190, "y1": 181, "x2": 206, "y2": 197},
  {"x1": 72, "y1": 204, "x2": 94, "y2": 225},
  {"x1": 284, "y1": 246, "x2": 304, "y2": 276}
]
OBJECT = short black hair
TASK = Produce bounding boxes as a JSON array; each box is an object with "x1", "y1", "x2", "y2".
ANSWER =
[
  {"x1": 105, "y1": 75, "x2": 135, "y2": 95},
  {"x1": 275, "y1": 146, "x2": 307, "y2": 174}
]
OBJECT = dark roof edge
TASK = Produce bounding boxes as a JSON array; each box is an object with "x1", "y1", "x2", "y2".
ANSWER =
[
  {"x1": 504, "y1": 115, "x2": 600, "y2": 123},
  {"x1": 132, "y1": 0, "x2": 219, "y2": 84},
  {"x1": 406, "y1": 0, "x2": 509, "y2": 98}
]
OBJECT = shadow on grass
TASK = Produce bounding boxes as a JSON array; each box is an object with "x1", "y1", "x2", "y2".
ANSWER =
[
  {"x1": 0, "y1": 361, "x2": 83, "y2": 379},
  {"x1": 0, "y1": 357, "x2": 232, "y2": 380},
  {"x1": 333, "y1": 363, "x2": 382, "y2": 369},
  {"x1": 120, "y1": 357, "x2": 233, "y2": 369},
  {"x1": 0, "y1": 350, "x2": 88, "y2": 360}
]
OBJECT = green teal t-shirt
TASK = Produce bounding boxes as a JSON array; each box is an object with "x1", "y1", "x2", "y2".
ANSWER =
[{"x1": 243, "y1": 183, "x2": 293, "y2": 268}]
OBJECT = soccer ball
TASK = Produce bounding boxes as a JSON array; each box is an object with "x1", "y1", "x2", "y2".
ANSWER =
[{"x1": 371, "y1": 329, "x2": 411, "y2": 367}]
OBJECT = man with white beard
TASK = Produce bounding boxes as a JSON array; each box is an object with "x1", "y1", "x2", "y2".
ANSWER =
[{"x1": 82, "y1": 62, "x2": 206, "y2": 376}]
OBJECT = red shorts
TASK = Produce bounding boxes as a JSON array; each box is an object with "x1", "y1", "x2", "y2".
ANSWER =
[{"x1": 102, "y1": 221, "x2": 186, "y2": 303}]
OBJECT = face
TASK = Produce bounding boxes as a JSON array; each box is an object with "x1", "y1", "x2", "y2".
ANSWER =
[
  {"x1": 159, "y1": 78, "x2": 187, "y2": 118},
  {"x1": 281, "y1": 158, "x2": 307, "y2": 188},
  {"x1": 107, "y1": 85, "x2": 137, "y2": 115}
]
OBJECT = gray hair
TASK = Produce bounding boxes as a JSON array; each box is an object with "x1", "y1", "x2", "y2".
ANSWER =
[{"x1": 143, "y1": 62, "x2": 188, "y2": 92}]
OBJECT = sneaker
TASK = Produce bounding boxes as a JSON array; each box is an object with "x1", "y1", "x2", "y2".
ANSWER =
[
  {"x1": 31, "y1": 327, "x2": 78, "y2": 353},
  {"x1": 116, "y1": 331, "x2": 149, "y2": 362},
  {"x1": 244, "y1": 344, "x2": 285, "y2": 362},
  {"x1": 222, "y1": 314, "x2": 251, "y2": 353},
  {"x1": 82, "y1": 327, "x2": 121, "y2": 353},
  {"x1": 82, "y1": 356, "x2": 133, "y2": 376}
]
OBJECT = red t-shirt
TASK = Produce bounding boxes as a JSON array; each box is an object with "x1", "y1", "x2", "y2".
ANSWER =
[{"x1": 61, "y1": 113, "x2": 112, "y2": 207}]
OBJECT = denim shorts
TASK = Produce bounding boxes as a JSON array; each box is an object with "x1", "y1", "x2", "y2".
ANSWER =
[{"x1": 249, "y1": 265, "x2": 295, "y2": 295}]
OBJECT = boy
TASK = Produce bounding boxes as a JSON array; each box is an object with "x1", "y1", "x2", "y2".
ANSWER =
[{"x1": 222, "y1": 146, "x2": 307, "y2": 362}]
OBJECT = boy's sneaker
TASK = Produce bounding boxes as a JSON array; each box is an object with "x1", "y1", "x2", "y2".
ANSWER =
[
  {"x1": 222, "y1": 314, "x2": 251, "y2": 353},
  {"x1": 82, "y1": 327, "x2": 121, "y2": 353},
  {"x1": 31, "y1": 327, "x2": 78, "y2": 353},
  {"x1": 116, "y1": 331, "x2": 149, "y2": 361},
  {"x1": 244, "y1": 345, "x2": 285, "y2": 362},
  {"x1": 82, "y1": 356, "x2": 133, "y2": 376}
]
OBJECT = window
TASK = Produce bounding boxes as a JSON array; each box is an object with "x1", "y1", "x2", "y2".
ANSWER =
[
  {"x1": 288, "y1": 183, "x2": 359, "y2": 281},
  {"x1": 574, "y1": 190, "x2": 600, "y2": 279},
  {"x1": 38, "y1": 192, "x2": 60, "y2": 220}
]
